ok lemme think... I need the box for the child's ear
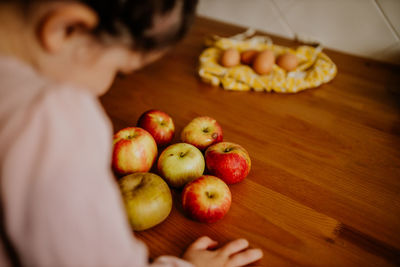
[38,3,98,53]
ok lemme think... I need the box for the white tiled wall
[197,0,400,64]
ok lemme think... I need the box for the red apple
[137,109,175,147]
[181,116,223,150]
[112,127,158,175]
[205,142,251,184]
[157,143,205,187]
[182,175,231,223]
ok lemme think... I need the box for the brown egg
[240,50,258,65]
[220,48,240,67]
[277,53,299,71]
[252,50,275,75]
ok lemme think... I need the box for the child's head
[0,0,197,94]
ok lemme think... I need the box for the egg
[220,48,240,67]
[277,52,298,71]
[252,50,275,75]
[240,50,258,65]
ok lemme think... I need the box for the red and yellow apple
[182,175,231,223]
[157,143,205,187]
[205,142,251,184]
[119,172,172,231]
[181,116,223,150]
[137,109,175,147]
[112,127,157,175]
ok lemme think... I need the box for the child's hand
[182,236,263,267]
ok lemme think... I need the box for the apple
[137,109,175,147]
[112,127,158,175]
[182,175,231,223]
[157,143,205,187]
[119,172,172,231]
[181,116,223,150]
[205,142,251,184]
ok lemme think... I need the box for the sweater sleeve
[1,85,192,267]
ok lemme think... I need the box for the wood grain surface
[100,17,400,266]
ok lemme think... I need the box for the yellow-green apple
[182,175,231,223]
[112,127,157,175]
[205,142,251,184]
[119,172,172,231]
[137,109,175,147]
[180,116,223,150]
[157,143,205,187]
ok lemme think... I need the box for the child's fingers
[227,248,263,267]
[188,236,218,250]
[220,239,249,256]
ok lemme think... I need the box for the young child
[0,0,263,266]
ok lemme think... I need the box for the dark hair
[82,0,198,50]
[9,0,198,51]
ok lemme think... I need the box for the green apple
[157,143,205,187]
[119,172,172,231]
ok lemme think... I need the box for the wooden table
[100,17,400,266]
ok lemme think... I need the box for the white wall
[197,0,400,64]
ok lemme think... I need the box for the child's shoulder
[0,55,107,120]
[0,55,112,158]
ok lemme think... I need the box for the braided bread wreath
[198,29,337,93]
